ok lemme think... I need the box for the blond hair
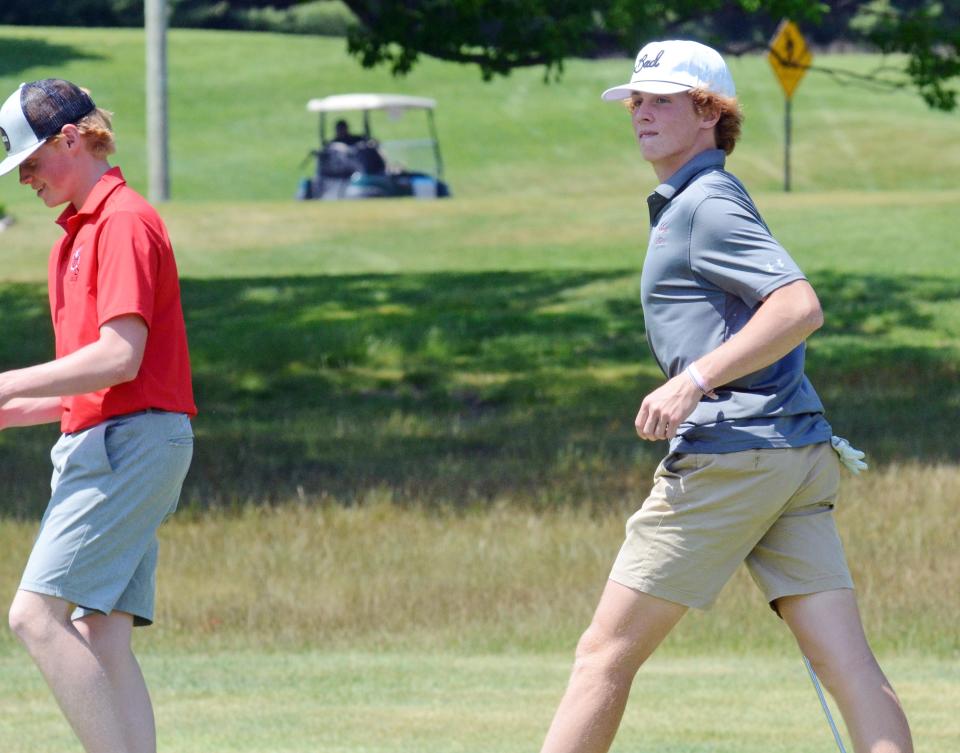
[48,104,116,158]
[74,106,116,158]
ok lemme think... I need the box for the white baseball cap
[601,40,736,101]
[0,79,96,176]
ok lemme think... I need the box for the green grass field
[0,24,958,753]
[1,26,958,206]
[1,650,957,753]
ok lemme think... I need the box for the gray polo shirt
[642,149,831,454]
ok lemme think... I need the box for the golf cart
[297,93,451,200]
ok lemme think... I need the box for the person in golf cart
[331,118,364,146]
[300,94,449,200]
[537,40,913,753]
[318,137,386,180]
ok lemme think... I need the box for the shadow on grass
[0,270,957,515]
[0,38,105,78]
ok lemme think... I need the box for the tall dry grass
[3,462,953,655]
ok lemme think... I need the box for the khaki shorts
[610,442,853,610]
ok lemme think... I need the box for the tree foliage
[852,0,960,109]
[0,0,312,29]
[0,1,954,109]
[341,0,960,110]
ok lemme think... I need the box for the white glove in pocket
[831,435,868,475]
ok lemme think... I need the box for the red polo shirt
[49,167,196,433]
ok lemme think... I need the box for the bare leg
[8,590,130,753]
[76,611,157,753]
[777,589,913,753]
[539,580,687,753]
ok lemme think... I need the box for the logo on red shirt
[69,246,83,279]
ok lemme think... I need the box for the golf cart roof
[307,94,437,114]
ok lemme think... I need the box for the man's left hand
[635,372,705,441]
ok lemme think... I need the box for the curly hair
[49,106,116,158]
[74,107,116,158]
[689,88,742,155]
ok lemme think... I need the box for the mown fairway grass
[1,651,958,753]
[0,24,957,752]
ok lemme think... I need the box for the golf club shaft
[803,655,849,753]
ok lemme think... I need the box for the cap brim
[601,81,693,101]
[0,139,43,177]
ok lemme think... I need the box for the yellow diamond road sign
[768,20,812,99]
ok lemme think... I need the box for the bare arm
[0,397,64,429]
[635,280,823,441]
[0,315,148,421]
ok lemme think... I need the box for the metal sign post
[784,97,792,191]
[768,20,812,192]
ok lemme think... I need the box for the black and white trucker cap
[0,79,96,176]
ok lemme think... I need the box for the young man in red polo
[0,79,195,753]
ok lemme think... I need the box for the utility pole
[145,0,169,201]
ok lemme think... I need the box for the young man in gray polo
[538,41,912,753]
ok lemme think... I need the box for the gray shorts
[19,410,193,626]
